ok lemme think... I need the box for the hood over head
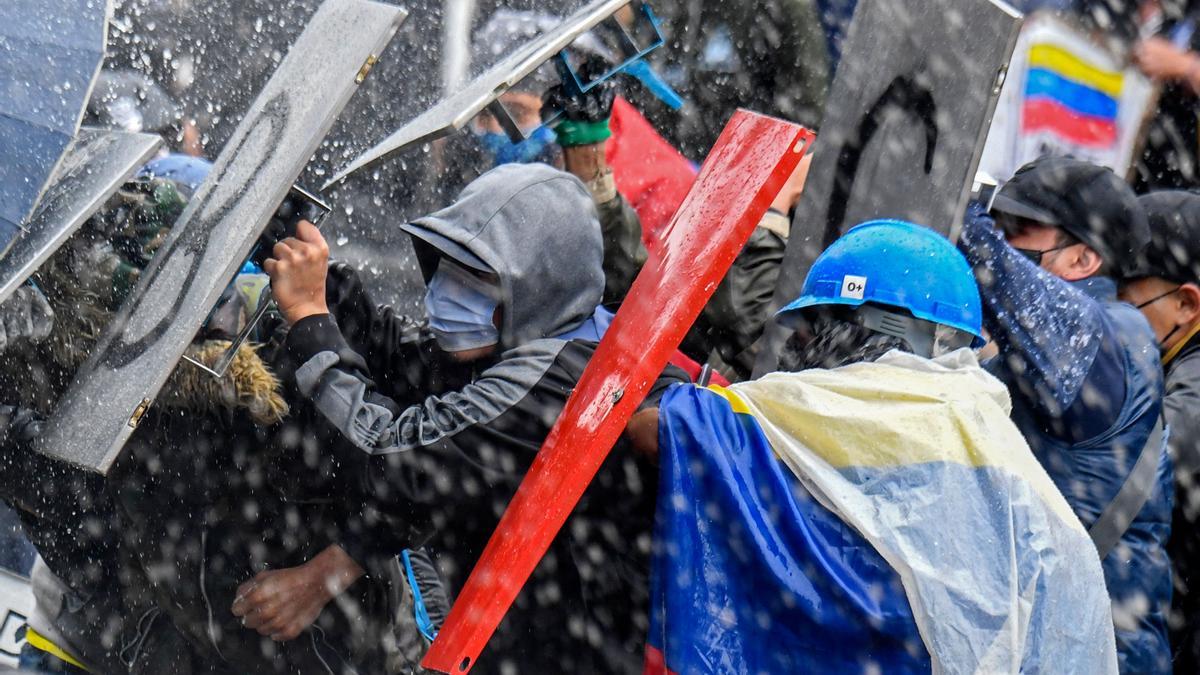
[403,163,604,350]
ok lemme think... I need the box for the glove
[0,285,54,353]
[541,56,617,147]
[0,405,42,446]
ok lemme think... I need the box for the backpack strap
[1089,416,1166,559]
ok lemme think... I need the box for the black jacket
[287,274,687,674]
[1164,332,1200,671]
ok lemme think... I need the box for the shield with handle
[421,109,814,674]
[33,0,408,474]
[323,0,668,188]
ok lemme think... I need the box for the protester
[0,229,178,672]
[1118,189,1200,671]
[628,219,1117,673]
[102,161,436,672]
[255,163,689,672]
[0,408,125,674]
[454,9,652,306]
[539,56,649,305]
[0,157,428,673]
[679,153,813,379]
[1134,1,1200,191]
[959,157,1173,673]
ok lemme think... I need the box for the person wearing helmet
[626,220,1116,673]
[0,161,220,673]
[959,156,1172,673]
[256,163,689,672]
[1118,190,1200,672]
[136,154,215,199]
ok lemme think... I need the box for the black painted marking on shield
[102,94,289,367]
[824,71,939,250]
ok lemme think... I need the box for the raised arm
[959,205,1126,441]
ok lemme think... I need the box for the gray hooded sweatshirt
[286,164,686,674]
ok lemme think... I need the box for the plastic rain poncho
[647,349,1117,675]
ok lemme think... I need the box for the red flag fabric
[607,97,697,253]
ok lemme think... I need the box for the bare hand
[231,545,365,642]
[1135,37,1198,82]
[625,407,660,457]
[263,219,329,324]
[771,153,814,214]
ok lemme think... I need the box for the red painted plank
[422,110,815,674]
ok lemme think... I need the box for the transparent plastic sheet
[730,349,1118,674]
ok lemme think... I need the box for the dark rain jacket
[680,213,788,380]
[960,210,1173,674]
[595,191,648,306]
[286,165,689,674]
[1,176,415,674]
[1163,332,1200,671]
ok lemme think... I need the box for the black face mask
[1161,325,1183,350]
[1135,286,1183,349]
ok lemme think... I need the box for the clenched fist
[263,219,330,324]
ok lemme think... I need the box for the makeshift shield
[0,0,109,256]
[421,110,814,674]
[324,0,661,188]
[753,0,1021,376]
[0,128,162,306]
[34,0,407,474]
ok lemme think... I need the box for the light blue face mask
[425,259,502,352]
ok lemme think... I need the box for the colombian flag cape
[646,350,1117,674]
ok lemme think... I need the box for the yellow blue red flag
[646,350,1117,674]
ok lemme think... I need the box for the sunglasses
[1014,243,1073,265]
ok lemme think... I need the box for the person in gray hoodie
[239,163,688,673]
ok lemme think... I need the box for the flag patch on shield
[841,275,867,300]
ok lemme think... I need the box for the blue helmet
[777,219,984,350]
[136,154,213,197]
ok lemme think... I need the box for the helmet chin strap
[849,304,973,358]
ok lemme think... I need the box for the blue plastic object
[556,2,666,94]
[510,2,684,144]
[776,219,984,346]
[623,60,684,110]
[401,549,438,643]
[549,1,684,113]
